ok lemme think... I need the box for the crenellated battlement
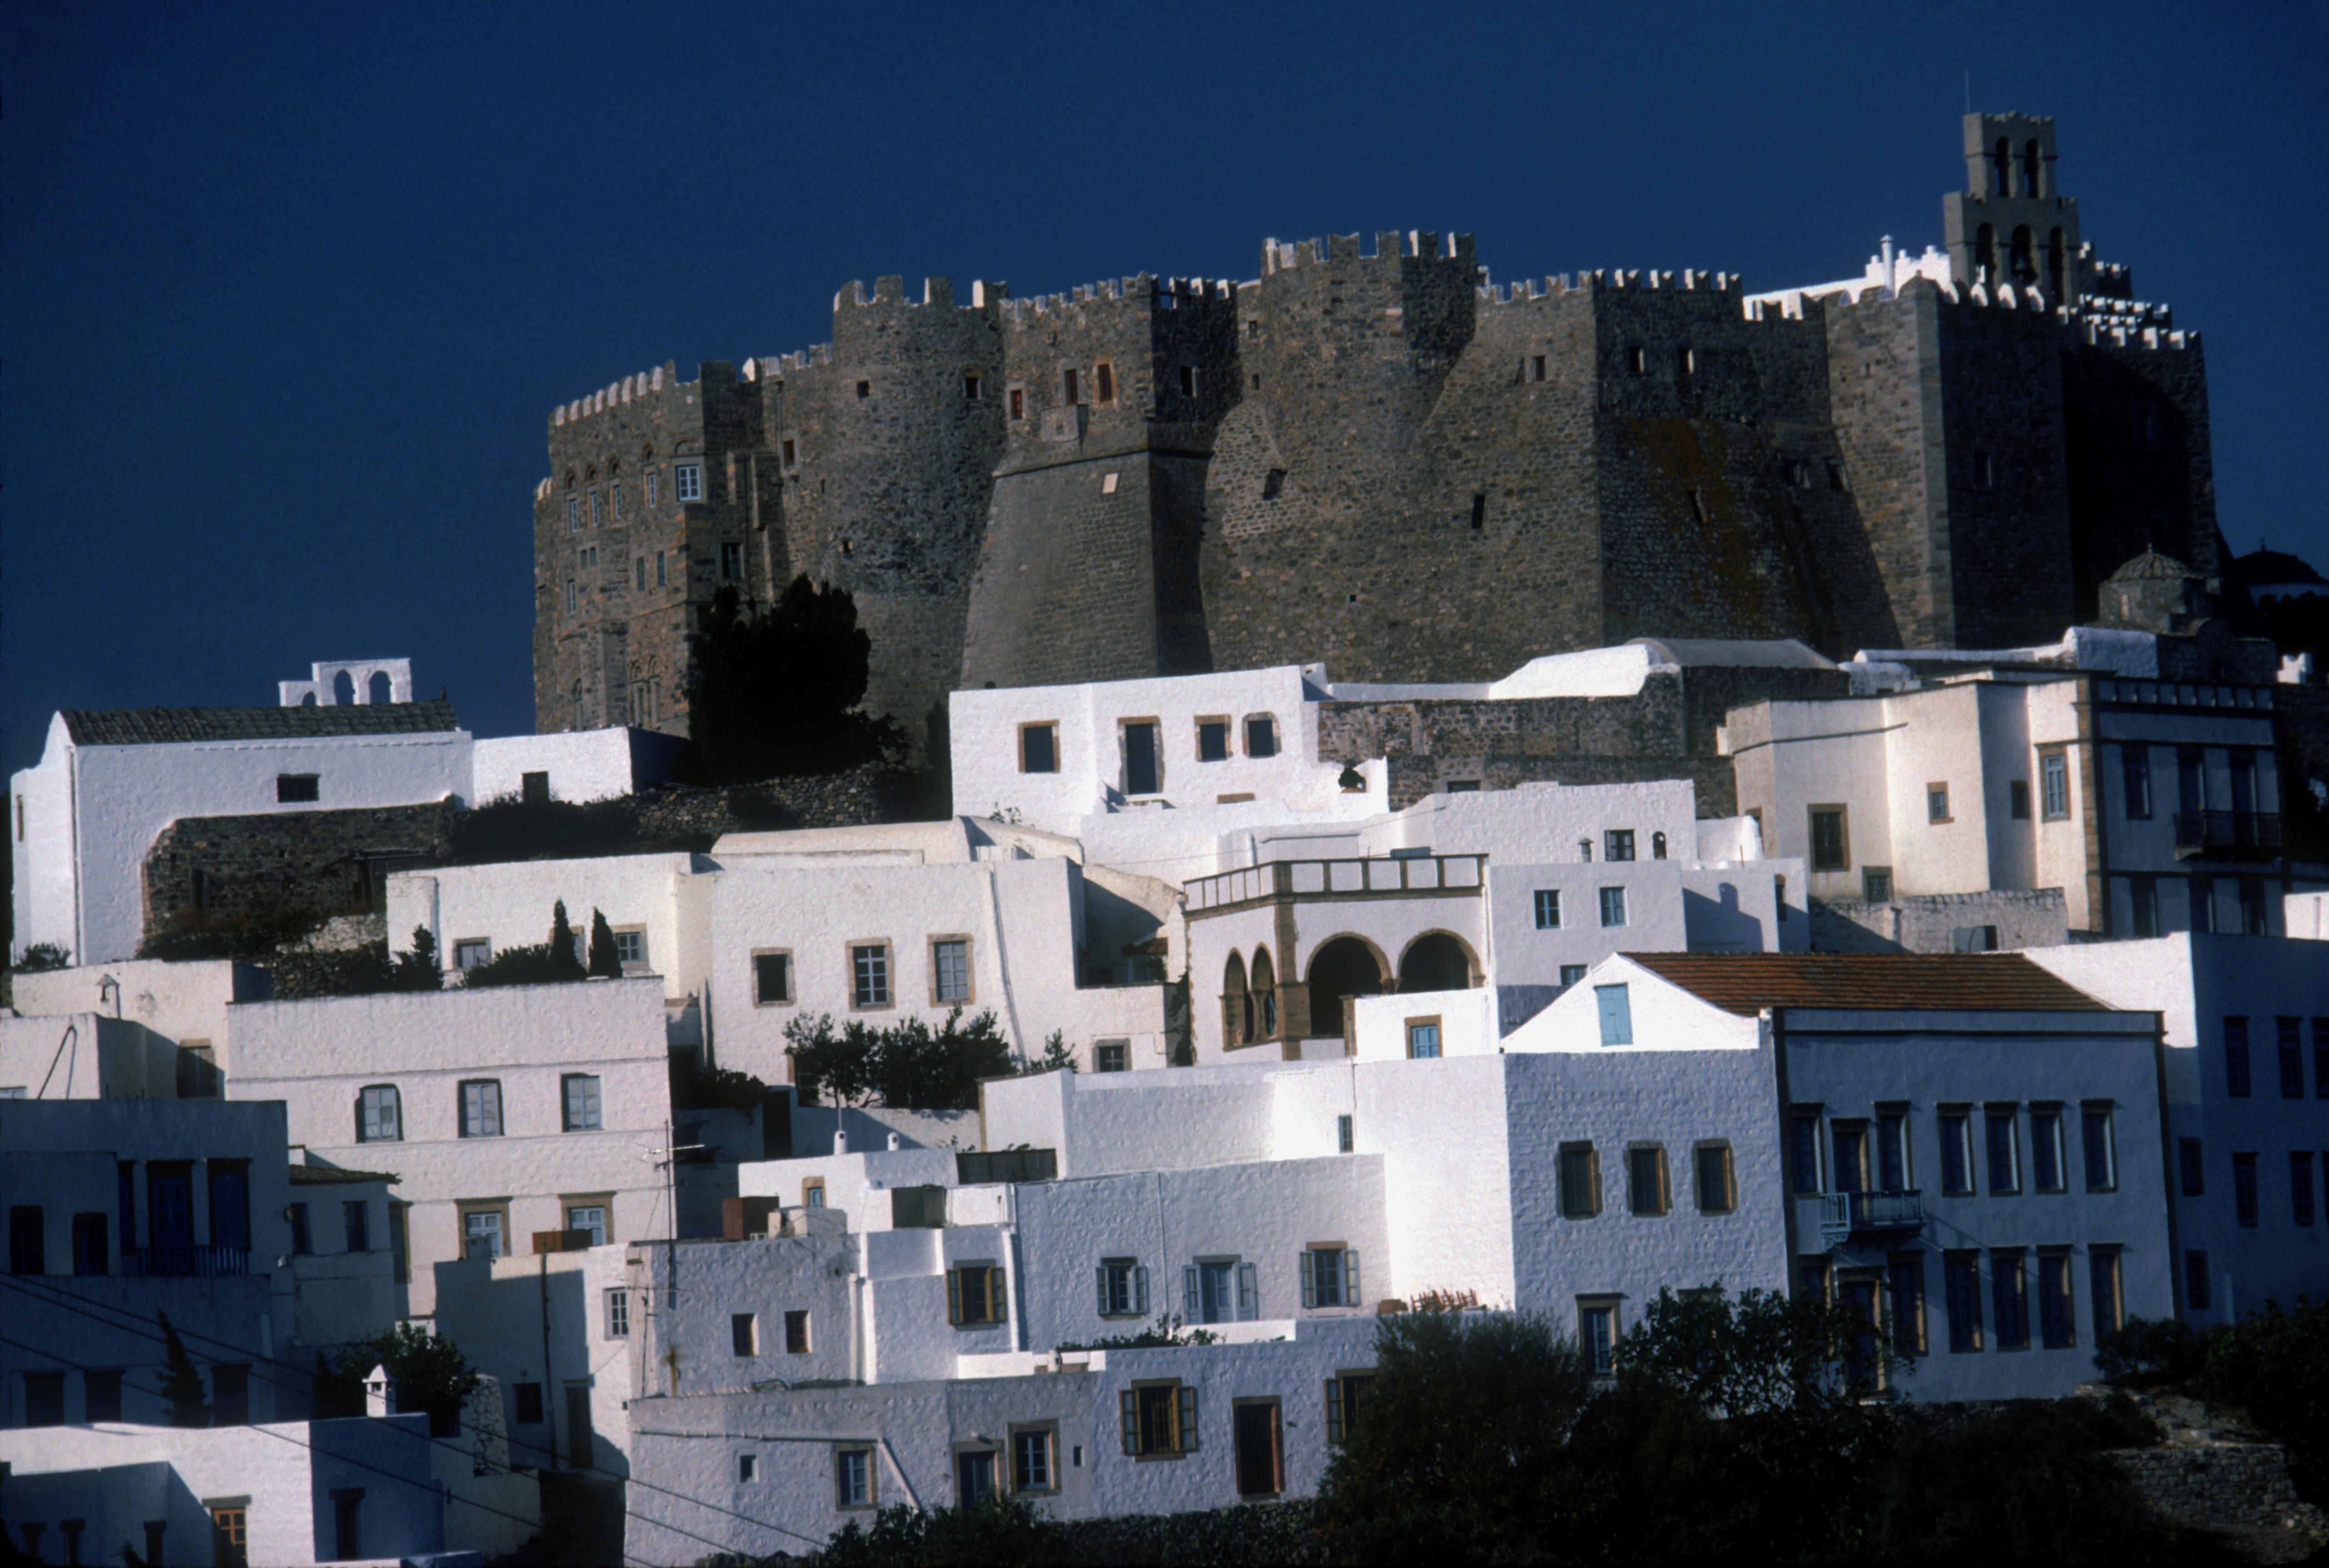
[996,274,1232,326]
[831,275,1007,314]
[1476,268,1741,306]
[1260,230,1476,275]
[550,363,677,427]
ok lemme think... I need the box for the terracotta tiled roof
[61,698,461,747]
[1622,952,2107,1015]
[289,1164,400,1186]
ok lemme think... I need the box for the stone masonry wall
[144,802,459,940]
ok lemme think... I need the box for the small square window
[1020,723,1058,774]
[1604,830,1635,862]
[613,930,645,966]
[855,380,871,399]
[963,374,981,401]
[733,1313,758,1355]
[1196,720,1229,762]
[785,1310,811,1354]
[1533,890,1561,929]
[1558,963,1587,987]
[1244,715,1278,757]
[1406,1018,1441,1059]
[1927,784,1950,823]
[1095,1040,1130,1073]
[1598,886,1627,928]
[1862,866,1893,902]
[676,463,702,503]
[277,774,320,804]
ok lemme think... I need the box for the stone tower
[1944,112,2083,304]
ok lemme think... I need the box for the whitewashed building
[1723,657,2317,941]
[2022,932,2329,1326]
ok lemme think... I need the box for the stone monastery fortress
[5,111,2326,1565]
[539,112,2211,758]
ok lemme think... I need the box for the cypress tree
[587,908,622,979]
[547,900,584,982]
[158,1310,210,1428]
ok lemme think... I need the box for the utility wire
[0,1273,827,1555]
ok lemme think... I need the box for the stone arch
[2009,225,2037,287]
[1250,946,1277,1039]
[1975,223,1998,281]
[332,669,357,706]
[2046,228,2066,301]
[1991,137,2012,195]
[1651,831,1668,861]
[2022,138,2043,197]
[367,670,392,705]
[1306,935,1388,1041]
[1221,951,1249,1048]
[299,692,317,706]
[1396,930,1480,993]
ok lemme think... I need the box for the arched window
[1222,952,1249,1047]
[367,670,392,705]
[1578,838,1594,863]
[2022,139,2043,197]
[2046,228,2066,300]
[1992,137,2013,195]
[1397,933,1476,994]
[1307,937,1386,1043]
[2009,226,2037,287]
[332,669,356,706]
[1975,224,1999,282]
[1652,831,1668,860]
[1250,947,1277,1039]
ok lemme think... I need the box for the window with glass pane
[1875,1112,1907,1189]
[2082,1106,2116,1190]
[1598,886,1627,927]
[1095,1040,1130,1073]
[2224,1017,2252,1096]
[753,951,790,1004]
[2038,1253,2074,1348]
[1986,1109,2020,1193]
[2121,744,2151,817]
[2040,751,2070,819]
[1014,1429,1053,1491]
[1627,1147,1668,1215]
[1533,889,1560,929]
[2030,1108,2065,1192]
[852,945,890,1007]
[1992,1250,2030,1349]
[1695,1144,1735,1213]
[1245,715,1278,757]
[676,463,702,502]
[563,1074,603,1131]
[2089,1248,2124,1338]
[461,1080,503,1137]
[1790,1112,1823,1195]
[1945,1252,1982,1351]
[836,1448,873,1508]
[933,940,971,1004]
[359,1085,401,1142]
[1406,1021,1440,1059]
[566,1205,607,1247]
[1580,1302,1616,1374]
[1559,1144,1598,1218]
[1809,806,1848,871]
[1603,830,1635,862]
[464,1210,504,1261]
[1098,1257,1146,1317]
[1831,1123,1868,1194]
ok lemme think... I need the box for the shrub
[2204,1295,2329,1500]
[12,941,70,972]
[2093,1315,2205,1387]
[784,1006,1012,1110]
[820,1493,1065,1567]
[335,1322,481,1437]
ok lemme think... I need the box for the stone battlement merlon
[1261,229,1477,275]
[550,363,678,427]
[830,276,1008,314]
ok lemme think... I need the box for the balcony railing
[1186,854,1486,914]
[2174,810,2282,860]
[120,1244,250,1278]
[1818,1190,1924,1249]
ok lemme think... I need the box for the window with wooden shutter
[1237,1262,1258,1320]
[947,1269,963,1325]
[1119,1389,1139,1455]
[1177,1384,1199,1449]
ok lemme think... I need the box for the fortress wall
[2063,328,2217,616]
[772,277,1009,755]
[538,363,761,738]
[1826,285,1951,648]
[1933,296,2078,648]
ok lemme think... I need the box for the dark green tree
[688,578,904,783]
[547,900,584,981]
[2204,1295,2329,1499]
[158,1310,210,1428]
[783,1008,1012,1110]
[13,941,71,973]
[391,926,442,991]
[335,1321,481,1437]
[587,907,622,978]
[820,1493,1066,1568]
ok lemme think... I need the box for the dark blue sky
[5,1,2325,772]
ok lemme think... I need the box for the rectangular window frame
[459,1079,504,1139]
[2040,748,2072,821]
[752,948,793,1006]
[947,1262,1008,1328]
[1405,1015,1441,1060]
[2030,1104,2066,1194]
[561,1073,603,1133]
[2090,1246,2125,1339]
[1944,1250,1983,1352]
[605,1287,630,1339]
[929,936,974,1006]
[1598,885,1628,928]
[835,1446,878,1510]
[849,941,893,1011]
[2081,1103,2117,1192]
[457,1202,509,1263]
[1985,1105,2021,1195]
[1626,1144,1671,1217]
[1533,889,1561,929]
[1243,713,1279,758]
[1557,1141,1602,1220]
[1694,1141,1736,1214]
[1808,805,1850,871]
[1927,782,1952,823]
[1018,721,1059,775]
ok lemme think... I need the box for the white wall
[473,727,680,805]
[389,855,704,998]
[9,959,261,1065]
[225,981,675,1318]
[0,1415,446,1568]
[0,1013,177,1100]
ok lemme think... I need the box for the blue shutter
[1345,1251,1361,1306]
[1134,1265,1149,1316]
[1184,1265,1200,1318]
[1300,1249,1316,1309]
[1594,984,1633,1045]
[1237,1262,1258,1320]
